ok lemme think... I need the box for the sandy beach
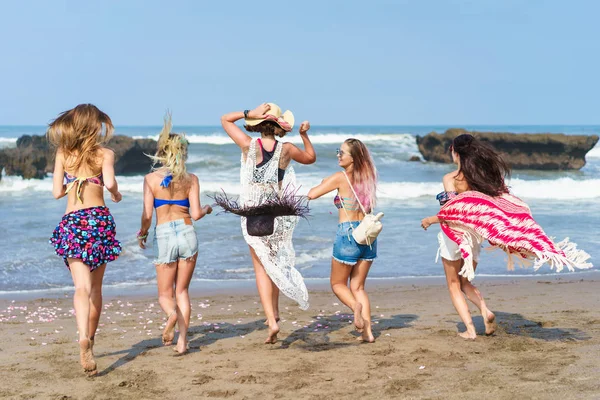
[0,274,599,400]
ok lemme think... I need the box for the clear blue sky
[1,0,598,125]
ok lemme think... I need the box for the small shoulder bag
[340,171,384,247]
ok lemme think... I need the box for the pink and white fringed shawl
[437,191,592,281]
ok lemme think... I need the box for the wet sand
[0,275,599,399]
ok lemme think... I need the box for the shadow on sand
[280,313,419,351]
[95,313,421,374]
[457,311,590,341]
[96,319,267,375]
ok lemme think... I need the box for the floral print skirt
[50,206,121,271]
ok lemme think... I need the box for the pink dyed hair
[345,138,377,212]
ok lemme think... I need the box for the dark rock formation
[416,129,599,170]
[0,135,157,181]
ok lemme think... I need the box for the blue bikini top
[154,198,190,208]
[154,174,190,208]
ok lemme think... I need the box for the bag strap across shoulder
[342,171,369,215]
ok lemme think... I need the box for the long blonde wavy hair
[47,104,114,172]
[148,113,189,182]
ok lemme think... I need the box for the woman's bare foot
[264,322,279,344]
[483,310,496,335]
[89,337,95,356]
[162,310,177,346]
[353,303,365,331]
[79,338,97,376]
[458,330,477,340]
[358,321,375,343]
[174,340,189,355]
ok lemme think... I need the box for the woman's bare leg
[442,257,476,339]
[68,258,97,375]
[271,283,280,322]
[459,261,496,334]
[249,246,279,344]
[156,262,178,345]
[330,259,364,331]
[88,264,106,353]
[173,255,197,354]
[349,260,374,342]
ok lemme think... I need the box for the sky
[0,0,599,126]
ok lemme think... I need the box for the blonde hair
[47,104,114,172]
[148,113,188,182]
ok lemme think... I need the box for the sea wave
[131,133,417,146]
[0,137,17,149]
[376,178,600,200]
[2,270,597,295]
[2,174,598,200]
[587,142,600,159]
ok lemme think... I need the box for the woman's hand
[111,191,122,203]
[421,216,434,230]
[137,229,148,249]
[204,205,213,215]
[247,103,271,119]
[299,121,310,135]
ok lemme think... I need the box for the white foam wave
[509,177,600,199]
[199,178,600,200]
[587,142,600,159]
[1,174,598,200]
[0,137,17,149]
[0,175,54,192]
[134,133,416,146]
[223,268,254,274]
[375,178,600,200]
[295,248,332,265]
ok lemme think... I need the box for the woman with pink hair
[308,138,378,342]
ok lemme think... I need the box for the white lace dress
[239,138,309,310]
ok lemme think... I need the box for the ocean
[0,125,598,294]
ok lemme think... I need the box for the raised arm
[188,174,212,221]
[285,121,316,165]
[422,171,459,230]
[221,104,271,149]
[138,175,154,249]
[307,171,342,200]
[102,148,122,203]
[52,150,67,199]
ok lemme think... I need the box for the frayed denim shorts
[153,219,198,265]
[332,221,377,266]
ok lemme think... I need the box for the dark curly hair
[244,121,287,138]
[451,134,511,196]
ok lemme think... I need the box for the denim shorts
[153,219,198,265]
[332,221,377,265]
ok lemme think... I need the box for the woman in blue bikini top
[136,113,212,355]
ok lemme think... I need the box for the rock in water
[416,128,599,170]
[0,135,157,180]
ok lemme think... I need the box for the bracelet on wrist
[243,110,250,119]
[136,230,148,240]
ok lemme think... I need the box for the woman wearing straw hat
[219,103,316,344]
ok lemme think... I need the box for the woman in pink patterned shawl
[421,134,591,340]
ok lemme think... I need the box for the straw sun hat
[244,103,295,132]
